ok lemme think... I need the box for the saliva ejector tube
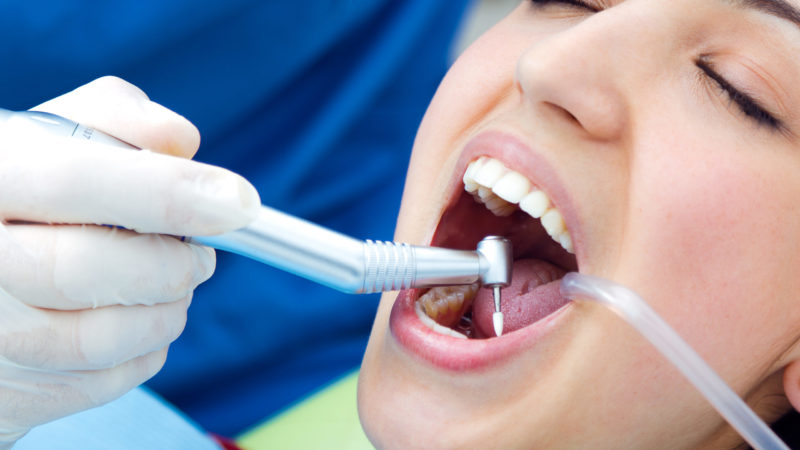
[560,273,789,450]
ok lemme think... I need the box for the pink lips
[387,130,581,371]
[389,288,572,371]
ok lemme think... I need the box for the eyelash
[530,0,782,131]
[530,0,600,12]
[695,58,781,130]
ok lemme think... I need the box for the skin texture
[358,1,800,448]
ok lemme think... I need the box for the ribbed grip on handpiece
[361,240,416,293]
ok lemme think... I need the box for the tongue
[472,259,568,337]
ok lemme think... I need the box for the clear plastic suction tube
[560,273,788,450]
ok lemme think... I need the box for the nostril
[543,101,580,127]
[541,97,627,141]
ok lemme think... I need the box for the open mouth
[389,132,581,369]
[416,155,579,339]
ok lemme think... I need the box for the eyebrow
[730,0,800,27]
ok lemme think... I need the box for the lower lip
[389,286,573,371]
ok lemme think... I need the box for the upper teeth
[463,156,574,254]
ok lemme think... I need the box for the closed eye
[530,0,601,13]
[695,56,781,130]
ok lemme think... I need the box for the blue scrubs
[0,0,470,436]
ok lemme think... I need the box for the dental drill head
[477,236,513,336]
[477,236,513,286]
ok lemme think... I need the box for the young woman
[358,0,800,447]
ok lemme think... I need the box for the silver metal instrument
[0,107,513,333]
[192,208,512,295]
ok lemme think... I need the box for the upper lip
[388,129,582,371]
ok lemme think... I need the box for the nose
[516,12,637,141]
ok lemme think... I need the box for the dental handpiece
[197,213,511,338]
[0,108,513,334]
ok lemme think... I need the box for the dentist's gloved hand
[0,76,260,448]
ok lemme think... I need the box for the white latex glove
[0,76,260,447]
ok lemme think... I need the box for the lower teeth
[418,284,478,325]
[415,284,479,339]
[414,301,468,339]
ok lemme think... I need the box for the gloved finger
[31,76,200,159]
[0,224,214,310]
[0,294,189,371]
[0,347,169,433]
[77,347,170,406]
[0,133,260,235]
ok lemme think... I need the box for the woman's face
[358,0,800,448]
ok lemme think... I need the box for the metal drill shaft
[1,108,518,308]
[194,208,513,295]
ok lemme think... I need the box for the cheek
[646,156,770,265]
[396,28,523,240]
[623,141,800,377]
[398,11,556,241]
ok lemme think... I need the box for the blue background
[0,0,469,436]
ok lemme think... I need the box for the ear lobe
[783,360,800,411]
